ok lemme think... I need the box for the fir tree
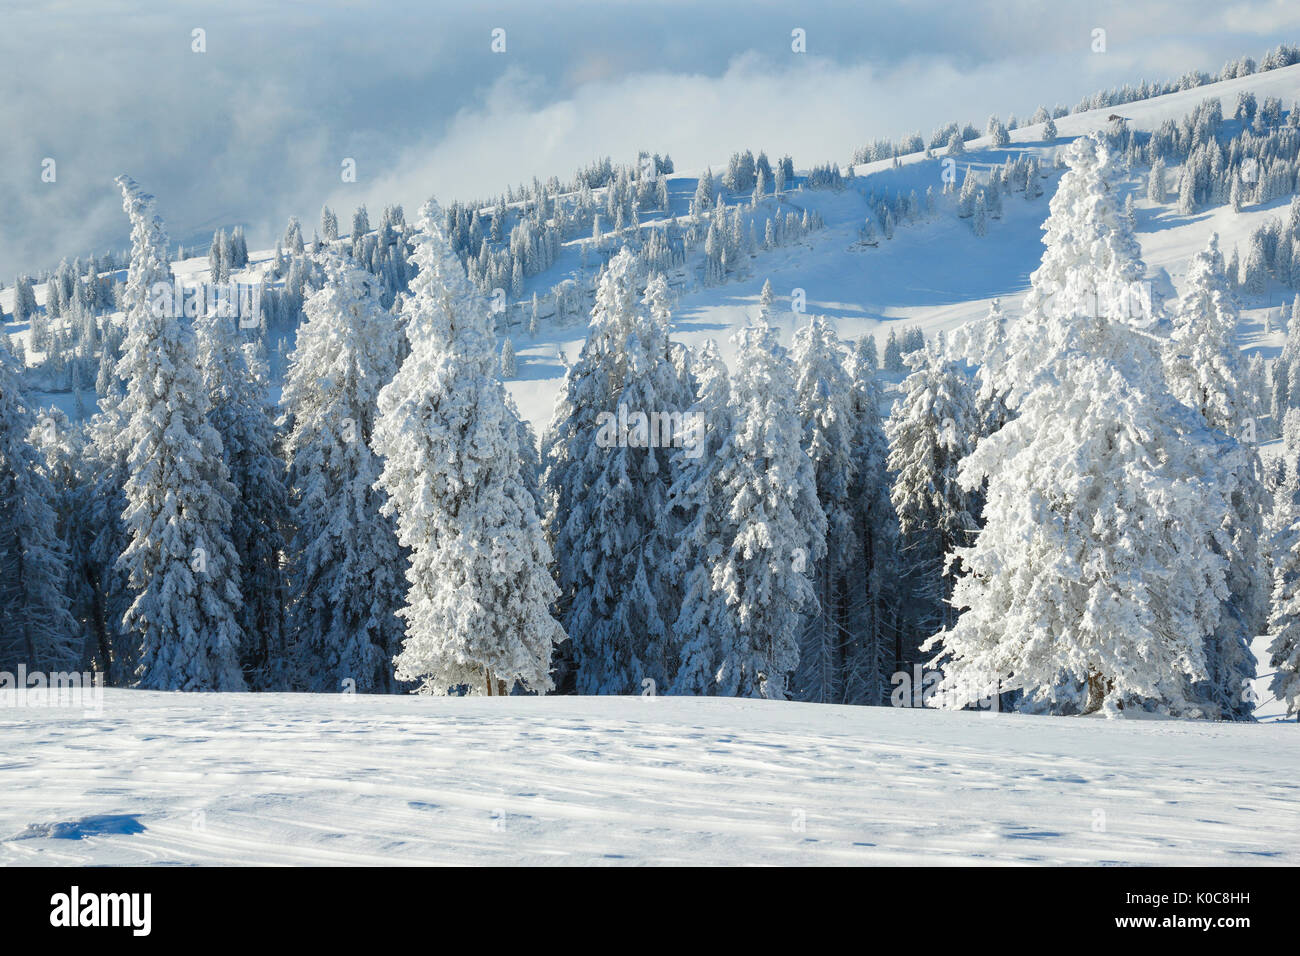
[928,136,1237,717]
[282,257,406,693]
[114,176,245,691]
[542,250,694,694]
[790,316,852,702]
[0,337,78,672]
[707,319,825,698]
[197,311,289,690]
[373,200,565,695]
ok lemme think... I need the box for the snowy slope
[1,692,1296,866]
[8,64,1300,434]
[500,64,1300,431]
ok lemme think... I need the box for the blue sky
[3,0,1300,276]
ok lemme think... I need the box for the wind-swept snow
[1,692,1296,866]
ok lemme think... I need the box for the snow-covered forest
[7,49,1300,721]
[4,6,1300,869]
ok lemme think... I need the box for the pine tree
[693,168,714,212]
[0,336,78,672]
[500,336,516,377]
[930,136,1235,716]
[197,311,289,690]
[707,319,825,698]
[282,257,406,693]
[542,251,694,694]
[114,177,245,691]
[1241,235,1268,296]
[759,278,775,320]
[1165,235,1264,718]
[83,326,134,682]
[230,227,249,268]
[669,340,734,695]
[790,316,853,702]
[373,200,565,696]
[887,346,982,664]
[837,337,901,704]
[883,329,905,372]
[28,409,98,669]
[1148,158,1167,203]
[12,275,36,325]
[1178,164,1197,215]
[973,191,988,236]
[957,168,978,217]
[1267,409,1300,717]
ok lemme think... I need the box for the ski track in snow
[1,692,1296,866]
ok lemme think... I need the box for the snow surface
[1,691,1296,865]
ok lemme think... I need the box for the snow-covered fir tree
[668,340,735,696]
[789,315,851,703]
[701,319,826,698]
[27,408,97,670]
[83,338,135,683]
[0,335,78,672]
[1267,409,1300,717]
[886,345,982,657]
[927,136,1238,717]
[1165,234,1265,719]
[883,328,905,372]
[197,308,290,690]
[841,335,902,704]
[372,200,566,696]
[114,176,245,691]
[541,250,694,694]
[281,256,406,693]
[500,336,516,378]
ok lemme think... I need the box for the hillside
[10,64,1300,432]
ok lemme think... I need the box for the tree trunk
[1085,670,1110,714]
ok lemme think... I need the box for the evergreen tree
[500,336,516,378]
[12,275,37,325]
[927,137,1236,717]
[1166,234,1264,719]
[706,319,825,698]
[790,316,853,702]
[373,200,565,695]
[114,177,245,690]
[1149,159,1167,203]
[282,257,406,693]
[542,251,693,694]
[883,328,905,373]
[887,346,982,655]
[28,408,98,669]
[1267,410,1300,717]
[669,341,734,695]
[0,337,78,672]
[973,192,988,236]
[197,311,289,690]
[841,336,902,704]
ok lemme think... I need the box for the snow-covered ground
[1,692,1296,866]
